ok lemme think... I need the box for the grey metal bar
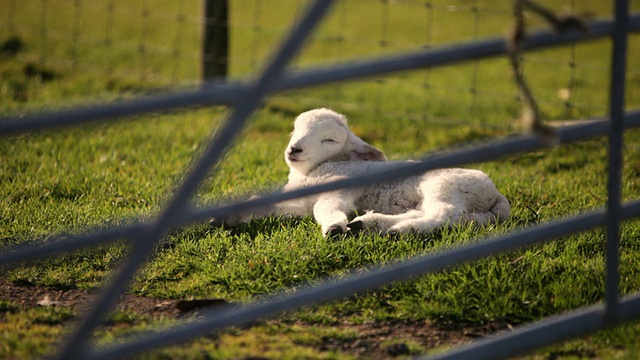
[2,14,640,136]
[276,14,640,92]
[421,293,640,360]
[0,223,142,265]
[605,0,629,323]
[88,201,640,360]
[188,109,640,225]
[54,1,336,358]
[0,83,246,135]
[2,110,639,267]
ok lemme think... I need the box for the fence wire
[4,1,633,127]
[1,0,640,359]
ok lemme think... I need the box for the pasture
[1,0,640,358]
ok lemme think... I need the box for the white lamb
[218,108,510,237]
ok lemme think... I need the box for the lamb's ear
[348,133,387,161]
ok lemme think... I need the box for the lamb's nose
[289,146,303,155]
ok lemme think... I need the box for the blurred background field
[2,0,639,119]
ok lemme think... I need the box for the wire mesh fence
[1,0,201,83]
[1,0,640,359]
[4,1,638,128]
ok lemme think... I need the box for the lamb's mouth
[287,156,306,162]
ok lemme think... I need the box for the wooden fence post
[202,0,228,81]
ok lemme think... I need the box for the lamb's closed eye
[321,139,337,143]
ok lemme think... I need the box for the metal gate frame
[1,1,640,359]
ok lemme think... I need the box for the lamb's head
[285,108,386,175]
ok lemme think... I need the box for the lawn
[1,0,640,359]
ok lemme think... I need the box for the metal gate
[1,1,640,359]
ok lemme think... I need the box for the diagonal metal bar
[89,200,640,360]
[421,292,640,360]
[2,110,639,267]
[2,14,640,136]
[604,0,629,323]
[0,223,143,265]
[0,83,245,135]
[54,1,336,358]
[273,12,640,95]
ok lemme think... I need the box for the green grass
[2,0,640,359]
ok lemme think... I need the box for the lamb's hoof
[347,220,364,231]
[386,229,400,238]
[325,225,345,239]
[209,218,223,227]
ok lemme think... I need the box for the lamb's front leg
[313,191,357,237]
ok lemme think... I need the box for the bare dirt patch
[305,319,509,359]
[0,281,509,359]
[0,281,180,318]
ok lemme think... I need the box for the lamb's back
[309,161,423,214]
